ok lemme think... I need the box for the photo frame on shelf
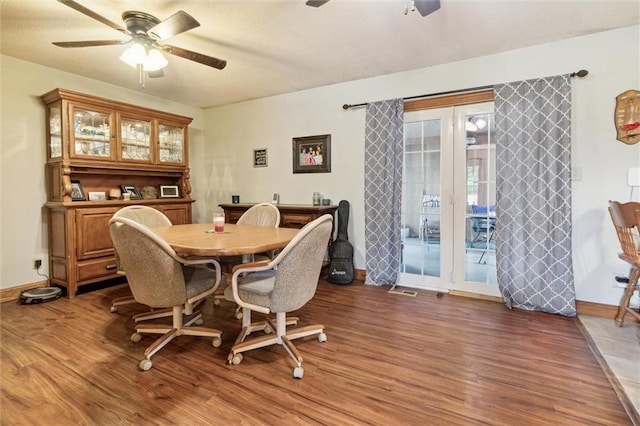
[292,134,331,174]
[159,185,180,198]
[120,184,141,199]
[71,180,85,201]
[88,191,106,201]
[253,148,268,167]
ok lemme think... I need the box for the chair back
[237,203,280,228]
[113,205,172,228]
[267,214,333,313]
[112,206,172,272]
[608,201,640,264]
[109,217,188,308]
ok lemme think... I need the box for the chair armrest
[231,259,270,274]
[180,257,225,299]
[229,260,275,315]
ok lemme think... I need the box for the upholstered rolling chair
[224,214,332,379]
[109,216,224,370]
[608,201,640,327]
[223,202,281,266]
[110,206,173,317]
[215,202,281,317]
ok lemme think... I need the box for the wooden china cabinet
[42,88,194,298]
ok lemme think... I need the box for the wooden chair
[109,216,224,370]
[224,214,332,378]
[608,200,640,326]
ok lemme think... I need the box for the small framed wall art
[614,89,640,145]
[292,134,331,174]
[253,148,268,167]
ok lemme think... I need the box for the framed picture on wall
[292,134,331,174]
[253,148,268,167]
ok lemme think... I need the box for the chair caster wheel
[235,310,243,320]
[212,337,222,348]
[231,353,243,365]
[195,318,204,326]
[318,332,327,343]
[110,306,118,313]
[139,359,152,371]
[131,332,142,343]
[293,366,304,379]
[213,298,221,306]
[264,325,273,334]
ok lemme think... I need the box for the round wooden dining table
[153,223,300,257]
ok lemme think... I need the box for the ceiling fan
[305,0,441,17]
[52,0,226,81]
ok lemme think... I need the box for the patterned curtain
[364,99,404,285]
[494,75,576,316]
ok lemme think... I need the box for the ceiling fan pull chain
[138,64,146,89]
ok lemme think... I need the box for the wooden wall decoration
[614,90,640,144]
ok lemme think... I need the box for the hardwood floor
[1,280,632,425]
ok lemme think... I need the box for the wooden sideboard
[219,203,338,238]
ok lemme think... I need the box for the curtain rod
[341,69,589,110]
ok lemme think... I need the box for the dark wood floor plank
[1,280,631,425]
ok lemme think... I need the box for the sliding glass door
[399,102,499,297]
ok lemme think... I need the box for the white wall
[202,25,640,306]
[2,26,638,306]
[0,55,205,290]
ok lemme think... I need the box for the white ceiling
[1,1,639,109]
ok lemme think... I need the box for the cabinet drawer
[77,257,119,282]
[281,213,313,229]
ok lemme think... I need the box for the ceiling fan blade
[148,10,200,41]
[305,0,330,7]
[164,45,227,70]
[147,69,165,78]
[57,0,127,34]
[414,0,441,17]
[53,40,127,48]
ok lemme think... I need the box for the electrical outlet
[614,274,629,288]
[33,259,42,270]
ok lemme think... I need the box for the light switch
[571,166,582,181]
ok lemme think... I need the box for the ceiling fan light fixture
[120,43,168,72]
[119,42,146,68]
[144,48,168,71]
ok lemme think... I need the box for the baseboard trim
[0,280,50,303]
[449,290,503,303]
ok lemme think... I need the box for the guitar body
[328,200,354,284]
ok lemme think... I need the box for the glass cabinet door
[158,123,185,164]
[48,102,62,159]
[120,116,152,162]
[71,105,113,159]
